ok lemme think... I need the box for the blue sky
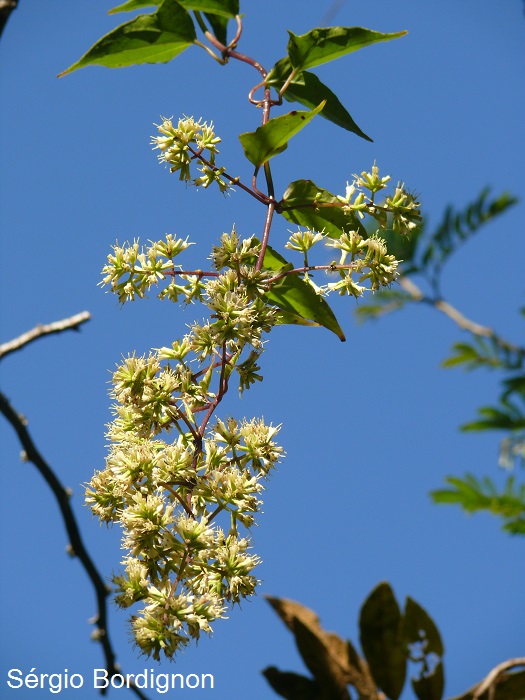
[0,1,524,698]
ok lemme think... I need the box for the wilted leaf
[265,597,362,700]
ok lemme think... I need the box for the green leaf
[274,310,321,328]
[287,26,407,72]
[266,57,371,140]
[419,189,518,283]
[377,225,421,266]
[461,405,525,432]
[239,102,326,168]
[359,582,407,700]
[431,474,525,536]
[441,342,495,370]
[177,0,239,19]
[59,0,196,76]
[442,338,525,373]
[204,12,228,44]
[258,244,345,341]
[279,179,367,238]
[109,0,160,14]
[354,288,413,323]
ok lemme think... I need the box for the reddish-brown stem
[166,269,220,278]
[163,483,195,518]
[267,262,357,285]
[256,200,276,271]
[199,344,229,435]
[187,144,270,204]
[167,401,200,441]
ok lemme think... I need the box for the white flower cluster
[90,233,284,659]
[152,116,231,193]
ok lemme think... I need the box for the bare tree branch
[0,314,152,698]
[0,311,91,361]
[398,276,524,356]
[0,0,18,41]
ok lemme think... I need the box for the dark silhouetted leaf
[402,598,444,700]
[262,667,321,700]
[412,662,445,700]
[359,582,407,700]
[402,597,444,657]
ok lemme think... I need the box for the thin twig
[0,317,151,699]
[0,390,149,699]
[267,262,356,285]
[187,143,270,204]
[398,276,525,355]
[0,0,18,40]
[0,311,91,361]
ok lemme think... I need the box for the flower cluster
[90,232,284,659]
[337,163,421,235]
[100,234,195,304]
[93,124,419,661]
[151,116,231,193]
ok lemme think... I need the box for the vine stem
[187,143,270,204]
